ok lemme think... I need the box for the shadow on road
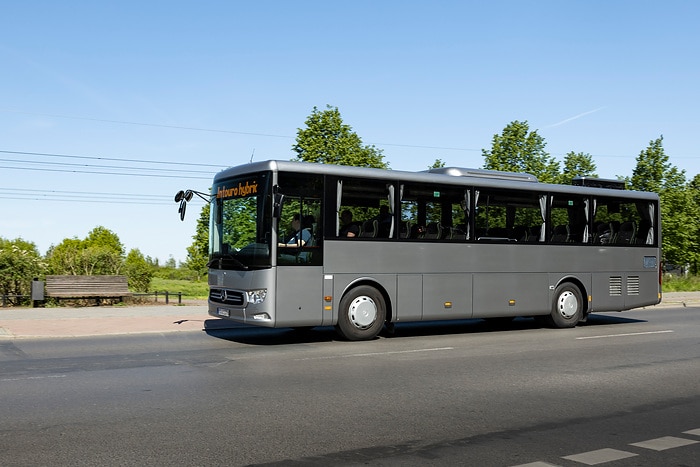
[203,312,647,345]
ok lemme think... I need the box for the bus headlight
[246,289,267,304]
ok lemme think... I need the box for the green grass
[662,274,700,292]
[149,277,209,299]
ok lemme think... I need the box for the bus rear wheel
[546,283,583,328]
[336,285,386,341]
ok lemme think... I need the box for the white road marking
[562,448,637,465]
[510,462,562,467]
[629,436,699,451]
[1,374,67,382]
[576,330,674,340]
[684,428,700,437]
[296,347,454,361]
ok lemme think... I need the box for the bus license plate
[217,308,230,317]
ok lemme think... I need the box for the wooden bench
[45,275,132,305]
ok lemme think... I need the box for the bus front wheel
[546,283,583,328]
[336,285,386,341]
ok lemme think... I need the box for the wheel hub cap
[558,291,578,319]
[348,296,377,329]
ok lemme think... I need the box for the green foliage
[482,120,560,183]
[558,151,598,185]
[629,136,669,193]
[292,105,388,169]
[628,136,699,268]
[85,226,124,255]
[0,238,46,305]
[662,274,700,292]
[185,203,210,279]
[153,265,202,281]
[46,226,124,275]
[429,159,446,169]
[123,248,154,292]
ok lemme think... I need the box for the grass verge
[149,278,209,299]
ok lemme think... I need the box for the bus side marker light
[444,302,452,308]
[324,296,332,302]
[509,300,516,306]
[588,295,592,302]
[324,306,332,311]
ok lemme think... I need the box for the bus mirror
[175,188,210,221]
[178,199,187,221]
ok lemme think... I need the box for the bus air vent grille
[609,276,623,296]
[210,288,244,306]
[627,276,640,296]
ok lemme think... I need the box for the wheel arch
[339,277,393,325]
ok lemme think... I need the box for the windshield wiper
[207,255,249,270]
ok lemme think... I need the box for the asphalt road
[1,306,698,466]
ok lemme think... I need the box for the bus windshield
[209,172,272,270]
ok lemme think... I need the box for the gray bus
[202,160,661,340]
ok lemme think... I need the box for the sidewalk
[1,292,698,340]
[0,303,229,339]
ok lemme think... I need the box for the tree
[429,159,446,169]
[482,120,560,183]
[124,248,154,292]
[0,238,46,305]
[84,226,124,256]
[689,174,700,273]
[628,136,699,269]
[46,226,124,275]
[292,105,388,169]
[185,204,210,279]
[558,151,598,185]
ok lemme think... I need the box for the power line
[0,165,212,179]
[0,187,175,199]
[0,149,224,168]
[0,195,175,205]
[0,156,214,175]
[0,188,204,205]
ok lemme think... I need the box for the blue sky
[1,1,698,263]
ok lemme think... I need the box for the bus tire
[336,285,386,341]
[547,282,583,328]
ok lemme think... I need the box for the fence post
[178,292,182,304]
[155,291,159,303]
[165,291,169,304]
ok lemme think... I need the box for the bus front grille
[210,288,245,306]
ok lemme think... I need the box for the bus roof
[213,160,658,200]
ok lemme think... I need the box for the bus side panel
[396,275,423,322]
[472,273,549,318]
[591,271,659,312]
[275,266,324,327]
[626,271,661,309]
[422,274,473,320]
[590,273,625,312]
